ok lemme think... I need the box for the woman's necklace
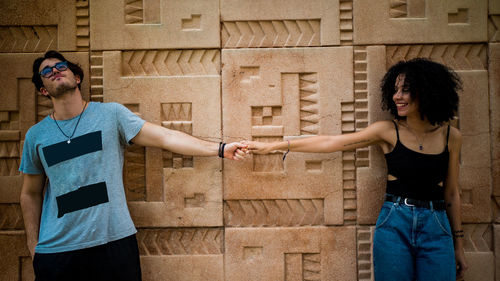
[404,122,437,151]
[52,101,88,144]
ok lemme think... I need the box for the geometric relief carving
[76,0,90,51]
[221,20,321,48]
[123,144,146,201]
[161,103,193,168]
[225,227,357,281]
[251,105,284,173]
[463,224,493,252]
[224,199,324,227]
[0,111,19,130]
[163,151,193,169]
[121,50,220,76]
[339,0,353,46]
[493,196,500,223]
[448,8,469,24]
[357,226,374,281]
[285,253,321,281]
[0,26,57,53]
[90,51,104,102]
[353,0,487,44]
[0,141,20,176]
[223,47,351,225]
[342,100,357,225]
[182,14,202,30]
[36,96,53,122]
[125,0,161,24]
[137,228,223,255]
[386,44,487,70]
[0,204,24,230]
[390,0,426,18]
[184,193,205,208]
[299,73,319,135]
[489,15,500,41]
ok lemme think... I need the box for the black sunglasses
[39,61,68,78]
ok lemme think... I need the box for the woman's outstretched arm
[246,121,393,154]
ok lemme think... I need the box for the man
[20,50,247,281]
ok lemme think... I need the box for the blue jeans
[373,199,456,281]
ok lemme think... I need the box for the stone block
[102,51,222,227]
[137,227,223,281]
[0,0,89,51]
[0,231,32,281]
[464,252,495,281]
[490,44,500,197]
[0,53,89,200]
[90,0,219,50]
[354,0,488,44]
[222,47,353,225]
[458,70,491,223]
[224,227,357,281]
[220,0,342,47]
[141,256,223,281]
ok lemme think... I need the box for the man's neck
[50,89,87,120]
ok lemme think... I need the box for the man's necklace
[52,101,87,144]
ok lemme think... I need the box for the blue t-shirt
[19,102,145,253]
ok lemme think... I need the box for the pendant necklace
[405,123,428,151]
[52,101,87,144]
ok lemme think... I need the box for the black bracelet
[218,142,226,158]
[282,140,290,161]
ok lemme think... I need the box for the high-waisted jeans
[373,199,456,281]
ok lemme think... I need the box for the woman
[246,58,467,281]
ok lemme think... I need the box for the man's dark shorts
[33,234,141,281]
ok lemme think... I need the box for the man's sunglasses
[39,61,68,78]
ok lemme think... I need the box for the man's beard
[48,81,78,98]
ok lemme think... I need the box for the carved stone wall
[0,1,497,280]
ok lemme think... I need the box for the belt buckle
[404,198,415,207]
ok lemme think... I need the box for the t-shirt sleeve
[114,103,146,145]
[19,129,44,174]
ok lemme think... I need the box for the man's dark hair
[380,58,461,126]
[32,50,84,92]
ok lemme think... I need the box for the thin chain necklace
[404,121,437,151]
[52,101,88,144]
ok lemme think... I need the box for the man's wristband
[218,142,226,158]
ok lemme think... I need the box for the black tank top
[384,120,450,200]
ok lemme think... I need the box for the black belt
[385,194,447,210]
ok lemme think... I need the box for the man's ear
[39,87,49,97]
[75,75,81,85]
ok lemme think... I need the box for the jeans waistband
[385,194,447,210]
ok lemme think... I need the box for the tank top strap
[446,124,450,145]
[392,120,400,141]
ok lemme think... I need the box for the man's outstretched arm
[131,122,247,160]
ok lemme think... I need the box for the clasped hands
[225,140,279,160]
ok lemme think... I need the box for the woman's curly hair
[380,58,461,126]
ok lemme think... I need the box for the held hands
[223,142,250,160]
[241,140,276,154]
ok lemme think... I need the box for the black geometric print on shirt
[56,181,109,218]
[42,131,102,167]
